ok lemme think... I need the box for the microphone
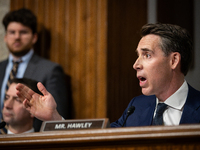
[0,121,6,129]
[122,106,135,127]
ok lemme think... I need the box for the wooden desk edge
[0,124,200,146]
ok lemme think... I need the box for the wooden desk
[0,124,200,150]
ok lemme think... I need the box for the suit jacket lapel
[138,100,156,126]
[23,54,38,77]
[0,59,8,99]
[180,84,200,124]
[180,104,200,123]
[130,95,156,126]
[0,60,8,86]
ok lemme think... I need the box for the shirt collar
[156,80,188,110]
[8,49,34,63]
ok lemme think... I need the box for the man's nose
[4,99,13,109]
[133,57,142,70]
[14,32,21,39]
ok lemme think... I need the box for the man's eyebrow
[4,95,18,99]
[135,48,154,53]
[13,96,19,99]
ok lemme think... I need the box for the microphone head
[0,121,6,129]
[127,106,135,116]
[122,106,135,127]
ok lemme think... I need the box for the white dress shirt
[7,128,35,134]
[154,80,188,125]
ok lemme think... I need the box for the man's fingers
[23,99,32,110]
[16,83,35,101]
[23,99,29,108]
[37,82,49,96]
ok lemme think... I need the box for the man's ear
[170,52,181,70]
[30,114,34,118]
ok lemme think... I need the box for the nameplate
[40,118,110,132]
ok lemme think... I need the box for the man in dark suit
[16,23,200,127]
[0,8,69,131]
[110,23,200,127]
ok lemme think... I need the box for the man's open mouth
[138,76,146,82]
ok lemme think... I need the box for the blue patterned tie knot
[152,103,168,125]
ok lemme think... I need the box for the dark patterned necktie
[6,60,21,91]
[152,103,168,125]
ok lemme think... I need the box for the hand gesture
[16,82,62,121]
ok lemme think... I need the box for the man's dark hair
[2,8,37,34]
[10,78,42,95]
[141,23,193,76]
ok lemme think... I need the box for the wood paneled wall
[107,0,146,121]
[157,0,194,39]
[10,0,146,122]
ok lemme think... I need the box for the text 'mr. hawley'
[55,122,93,129]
